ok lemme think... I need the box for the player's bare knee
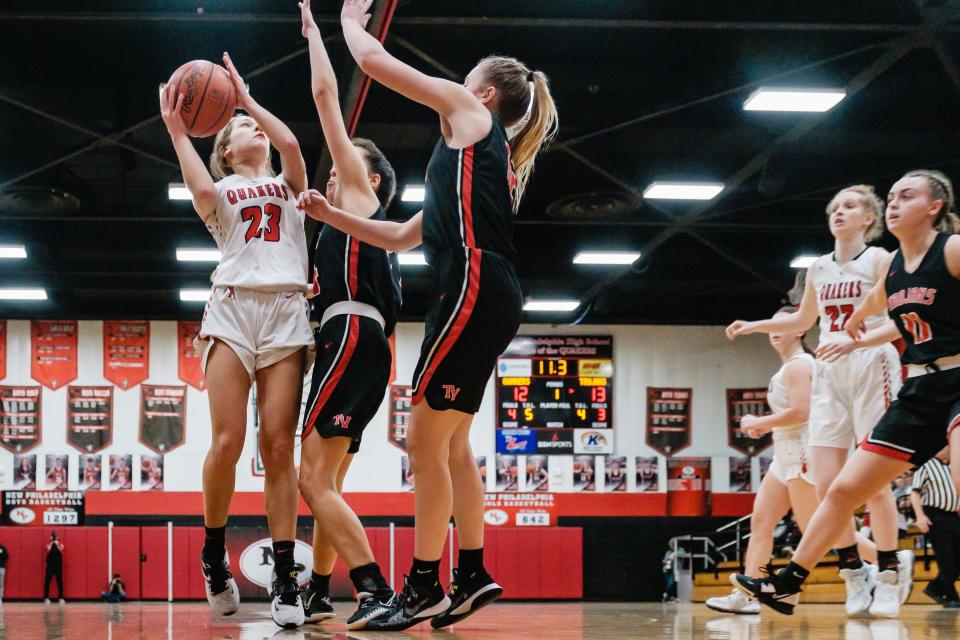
[208,434,243,465]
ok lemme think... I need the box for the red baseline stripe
[860,437,913,462]
[303,316,360,438]
[948,413,960,436]
[349,236,360,299]
[461,145,476,248]
[413,251,482,403]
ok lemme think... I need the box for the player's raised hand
[222,52,253,109]
[299,0,319,38]
[159,84,187,139]
[725,320,755,340]
[341,0,373,29]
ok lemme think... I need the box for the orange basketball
[526,465,534,475]
[167,60,236,138]
[573,462,582,473]
[510,465,518,476]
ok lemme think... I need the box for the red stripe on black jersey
[460,145,476,248]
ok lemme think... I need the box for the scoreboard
[496,336,613,430]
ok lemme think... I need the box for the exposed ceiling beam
[0,12,946,34]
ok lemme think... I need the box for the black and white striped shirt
[912,458,960,513]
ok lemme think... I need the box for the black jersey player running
[733,169,960,615]
[297,0,558,630]
[296,1,401,630]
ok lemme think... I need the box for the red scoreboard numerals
[514,386,529,402]
[591,386,607,403]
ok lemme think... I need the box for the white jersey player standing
[160,52,312,629]
[726,185,913,617]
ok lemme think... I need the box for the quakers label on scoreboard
[496,336,613,441]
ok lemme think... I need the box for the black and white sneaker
[731,572,801,615]
[346,590,397,630]
[365,576,450,631]
[431,569,503,628]
[302,585,335,623]
[270,563,305,628]
[201,549,240,617]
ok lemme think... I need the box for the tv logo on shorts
[574,428,614,454]
[239,538,313,589]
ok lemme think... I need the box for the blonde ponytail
[478,57,559,208]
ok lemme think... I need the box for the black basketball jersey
[885,232,960,364]
[421,114,518,263]
[312,207,402,337]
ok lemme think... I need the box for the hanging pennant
[103,321,150,389]
[0,386,42,453]
[177,320,206,391]
[67,386,113,453]
[31,320,78,390]
[0,320,7,381]
[139,384,187,454]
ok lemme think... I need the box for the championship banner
[646,387,693,456]
[103,321,150,389]
[727,388,773,456]
[0,386,42,453]
[177,321,206,391]
[2,490,85,526]
[139,385,187,454]
[483,493,556,527]
[66,386,113,453]
[0,320,7,381]
[30,320,78,390]
[387,384,412,451]
[666,457,711,516]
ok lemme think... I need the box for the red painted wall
[0,525,582,600]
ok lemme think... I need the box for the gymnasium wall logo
[574,429,614,454]
[496,428,535,454]
[536,429,574,453]
[239,538,313,589]
[8,506,36,525]
[483,509,509,526]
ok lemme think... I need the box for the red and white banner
[103,321,150,389]
[483,493,557,527]
[30,320,78,390]
[0,320,7,381]
[177,321,205,391]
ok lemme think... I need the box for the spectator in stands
[911,446,960,607]
[0,542,8,602]
[101,574,126,603]
[44,532,64,604]
[662,547,677,602]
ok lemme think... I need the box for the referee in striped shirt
[911,446,960,607]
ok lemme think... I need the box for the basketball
[573,462,582,473]
[166,60,236,138]
[526,465,533,475]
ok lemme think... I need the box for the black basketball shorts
[302,314,391,453]
[411,248,523,414]
[861,367,960,467]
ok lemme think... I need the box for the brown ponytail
[478,57,559,207]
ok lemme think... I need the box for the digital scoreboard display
[496,336,613,430]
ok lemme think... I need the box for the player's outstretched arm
[222,52,307,194]
[725,268,819,340]
[159,84,217,220]
[298,189,422,252]
[301,0,377,212]
[340,0,489,144]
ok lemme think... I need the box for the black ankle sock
[458,547,485,577]
[410,557,441,587]
[836,544,863,570]
[202,526,226,562]
[310,571,331,595]
[349,562,392,597]
[877,549,899,572]
[272,540,296,573]
[778,562,810,591]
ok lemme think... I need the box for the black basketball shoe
[731,572,801,615]
[365,576,450,631]
[431,568,503,628]
[302,585,335,623]
[346,590,398,630]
